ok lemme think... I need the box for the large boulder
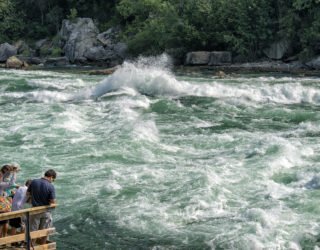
[96,27,127,61]
[263,40,289,60]
[14,40,33,56]
[185,51,210,65]
[209,51,232,65]
[305,56,320,70]
[6,56,24,69]
[60,18,99,63]
[97,27,120,46]
[84,46,116,61]
[112,42,127,59]
[0,43,17,62]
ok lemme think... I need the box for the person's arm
[26,191,32,204]
[0,172,17,189]
[26,182,32,204]
[49,199,56,205]
[8,172,17,186]
[48,186,56,205]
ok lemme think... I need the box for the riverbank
[2,56,319,78]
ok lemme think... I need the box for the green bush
[67,8,78,22]
[51,47,62,57]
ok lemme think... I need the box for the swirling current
[0,56,320,249]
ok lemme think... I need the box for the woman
[0,164,19,237]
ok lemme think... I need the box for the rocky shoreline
[0,17,320,76]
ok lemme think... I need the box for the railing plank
[33,241,56,250]
[0,228,55,245]
[0,204,57,221]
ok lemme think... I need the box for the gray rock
[14,40,32,55]
[97,27,121,46]
[112,42,127,59]
[0,43,17,62]
[305,175,320,189]
[209,51,232,65]
[26,57,43,65]
[45,57,69,66]
[305,56,320,70]
[97,31,114,46]
[263,40,289,60]
[17,56,43,65]
[35,39,49,50]
[60,18,99,63]
[185,51,210,65]
[84,46,116,61]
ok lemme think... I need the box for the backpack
[0,196,12,213]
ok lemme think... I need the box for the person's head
[25,179,32,187]
[1,163,20,177]
[1,164,11,175]
[44,169,57,183]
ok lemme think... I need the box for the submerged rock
[305,175,320,189]
[88,66,119,75]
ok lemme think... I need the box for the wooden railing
[0,204,57,250]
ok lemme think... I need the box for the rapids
[0,55,320,249]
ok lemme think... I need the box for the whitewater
[0,55,320,249]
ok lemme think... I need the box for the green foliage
[46,6,64,33]
[39,47,50,57]
[67,8,77,21]
[0,0,319,61]
[51,47,62,57]
[0,0,25,42]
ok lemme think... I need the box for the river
[0,55,320,249]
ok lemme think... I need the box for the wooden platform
[0,205,57,250]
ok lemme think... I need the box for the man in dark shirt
[27,169,56,245]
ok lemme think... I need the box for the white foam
[132,120,159,143]
[55,107,88,132]
[26,90,72,102]
[83,55,320,106]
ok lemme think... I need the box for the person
[27,169,56,245]
[9,179,33,236]
[0,164,19,238]
[0,164,19,196]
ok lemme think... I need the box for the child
[9,179,32,235]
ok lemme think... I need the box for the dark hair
[1,164,19,174]
[25,179,33,187]
[44,169,57,179]
[1,165,10,174]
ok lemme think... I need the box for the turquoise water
[1,56,320,249]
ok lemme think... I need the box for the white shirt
[12,185,28,211]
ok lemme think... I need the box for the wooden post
[26,211,31,250]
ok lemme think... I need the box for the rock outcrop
[60,18,99,63]
[263,40,289,60]
[6,56,25,69]
[44,57,69,66]
[0,43,17,62]
[59,18,127,66]
[185,51,232,66]
[185,51,210,65]
[209,51,232,65]
[306,56,320,70]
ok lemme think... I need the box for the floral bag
[0,196,12,213]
